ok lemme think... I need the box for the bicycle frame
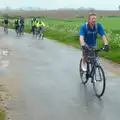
[86,50,100,78]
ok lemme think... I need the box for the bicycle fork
[86,63,96,81]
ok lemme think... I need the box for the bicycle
[79,46,106,98]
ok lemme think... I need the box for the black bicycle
[79,47,106,97]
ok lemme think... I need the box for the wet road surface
[0,28,120,120]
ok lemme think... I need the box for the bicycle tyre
[92,65,106,97]
[79,58,88,84]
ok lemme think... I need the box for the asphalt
[0,28,120,120]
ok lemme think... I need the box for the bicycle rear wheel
[92,65,106,97]
[79,59,88,84]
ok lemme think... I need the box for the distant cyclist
[20,17,24,34]
[79,12,109,72]
[2,17,9,33]
[36,20,45,35]
[14,18,20,33]
[30,17,37,35]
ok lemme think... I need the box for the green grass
[0,109,5,120]
[0,17,120,64]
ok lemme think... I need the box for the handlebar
[84,47,106,53]
[95,48,105,52]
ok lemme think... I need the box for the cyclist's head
[88,12,96,26]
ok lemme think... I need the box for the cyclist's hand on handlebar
[104,45,109,52]
[81,45,88,50]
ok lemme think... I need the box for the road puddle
[0,60,9,68]
[0,48,11,69]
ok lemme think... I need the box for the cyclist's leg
[40,27,43,34]
[18,25,20,32]
[32,26,35,34]
[15,25,17,32]
[81,47,87,71]
[19,25,21,32]
[16,25,19,33]
[3,24,5,31]
[31,26,33,33]
[22,24,24,34]
[22,24,24,32]
[38,27,41,34]
[89,46,96,82]
[5,24,8,32]
[6,24,8,29]
[20,24,23,33]
[36,26,38,35]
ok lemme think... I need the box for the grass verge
[0,109,5,120]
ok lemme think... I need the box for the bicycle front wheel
[39,33,43,40]
[92,65,106,97]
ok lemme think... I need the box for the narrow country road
[0,27,120,120]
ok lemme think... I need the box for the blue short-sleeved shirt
[20,19,24,25]
[79,22,105,46]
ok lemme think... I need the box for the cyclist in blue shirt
[20,17,24,34]
[79,13,109,71]
[2,17,9,32]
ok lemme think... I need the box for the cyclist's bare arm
[101,35,108,45]
[79,36,85,46]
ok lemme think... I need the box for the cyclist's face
[89,15,96,25]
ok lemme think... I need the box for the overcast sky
[0,0,119,10]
